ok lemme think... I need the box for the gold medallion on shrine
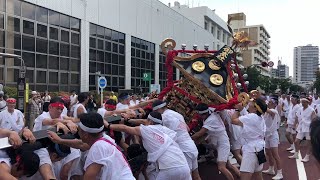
[210,74,223,85]
[208,60,221,70]
[192,61,205,72]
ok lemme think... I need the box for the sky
[159,0,320,76]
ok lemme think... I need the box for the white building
[293,44,319,84]
[0,0,231,93]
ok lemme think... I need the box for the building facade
[228,13,271,76]
[270,60,289,79]
[293,45,319,84]
[0,0,230,93]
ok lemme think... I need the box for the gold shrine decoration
[210,74,223,86]
[192,61,205,72]
[214,45,235,64]
[237,92,250,106]
[208,60,221,70]
[160,38,176,55]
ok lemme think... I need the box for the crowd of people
[0,89,319,180]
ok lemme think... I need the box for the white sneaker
[289,149,296,154]
[262,168,275,175]
[301,155,310,163]
[272,173,283,180]
[288,153,299,159]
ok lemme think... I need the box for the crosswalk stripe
[297,151,307,180]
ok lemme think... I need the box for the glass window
[112,77,118,86]
[105,52,111,63]
[105,28,111,40]
[60,57,69,70]
[23,20,34,35]
[89,75,95,85]
[36,38,47,53]
[6,32,21,49]
[97,51,104,62]
[89,62,96,73]
[89,49,96,61]
[36,7,47,23]
[89,37,96,48]
[0,14,3,29]
[71,74,79,84]
[112,54,118,64]
[36,54,47,68]
[71,33,79,44]
[37,24,47,38]
[49,72,58,83]
[21,2,35,19]
[119,77,124,86]
[26,70,33,83]
[49,41,59,55]
[90,24,96,36]
[60,14,70,29]
[70,59,79,71]
[61,30,69,42]
[118,33,125,44]
[60,73,69,84]
[112,65,118,75]
[105,64,111,74]
[7,0,21,16]
[70,17,80,32]
[97,39,103,50]
[0,0,4,12]
[97,62,104,74]
[7,68,19,82]
[60,43,69,57]
[49,10,59,26]
[22,35,35,51]
[97,26,104,38]
[7,16,20,32]
[71,45,80,58]
[49,27,58,40]
[111,31,118,42]
[119,45,124,54]
[119,65,125,75]
[23,52,35,67]
[119,55,125,65]
[49,56,59,69]
[105,41,111,51]
[36,71,46,83]
[112,43,118,53]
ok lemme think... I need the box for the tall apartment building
[271,60,289,79]
[228,13,271,76]
[293,45,319,84]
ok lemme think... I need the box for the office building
[293,44,319,84]
[0,0,230,93]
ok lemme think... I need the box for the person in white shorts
[285,94,300,153]
[289,97,316,162]
[262,96,283,180]
[152,100,200,180]
[231,98,267,180]
[192,103,239,180]
[108,111,191,180]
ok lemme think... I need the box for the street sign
[98,76,107,89]
[143,73,151,81]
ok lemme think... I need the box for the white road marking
[296,151,307,180]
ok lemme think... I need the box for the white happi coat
[262,109,280,137]
[140,124,188,170]
[296,106,315,133]
[238,113,266,153]
[84,135,135,180]
[162,109,198,159]
[287,104,301,125]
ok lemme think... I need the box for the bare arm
[42,118,72,126]
[109,124,141,136]
[47,131,90,151]
[83,163,103,180]
[191,127,208,141]
[128,119,148,125]
[231,111,243,127]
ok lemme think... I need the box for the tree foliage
[313,71,320,94]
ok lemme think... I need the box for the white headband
[153,102,166,111]
[198,109,209,114]
[79,122,104,133]
[147,114,162,124]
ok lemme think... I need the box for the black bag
[255,149,266,165]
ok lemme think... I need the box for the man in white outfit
[285,94,300,153]
[152,100,201,180]
[289,97,316,162]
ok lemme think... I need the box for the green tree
[313,71,320,94]
[245,66,261,91]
